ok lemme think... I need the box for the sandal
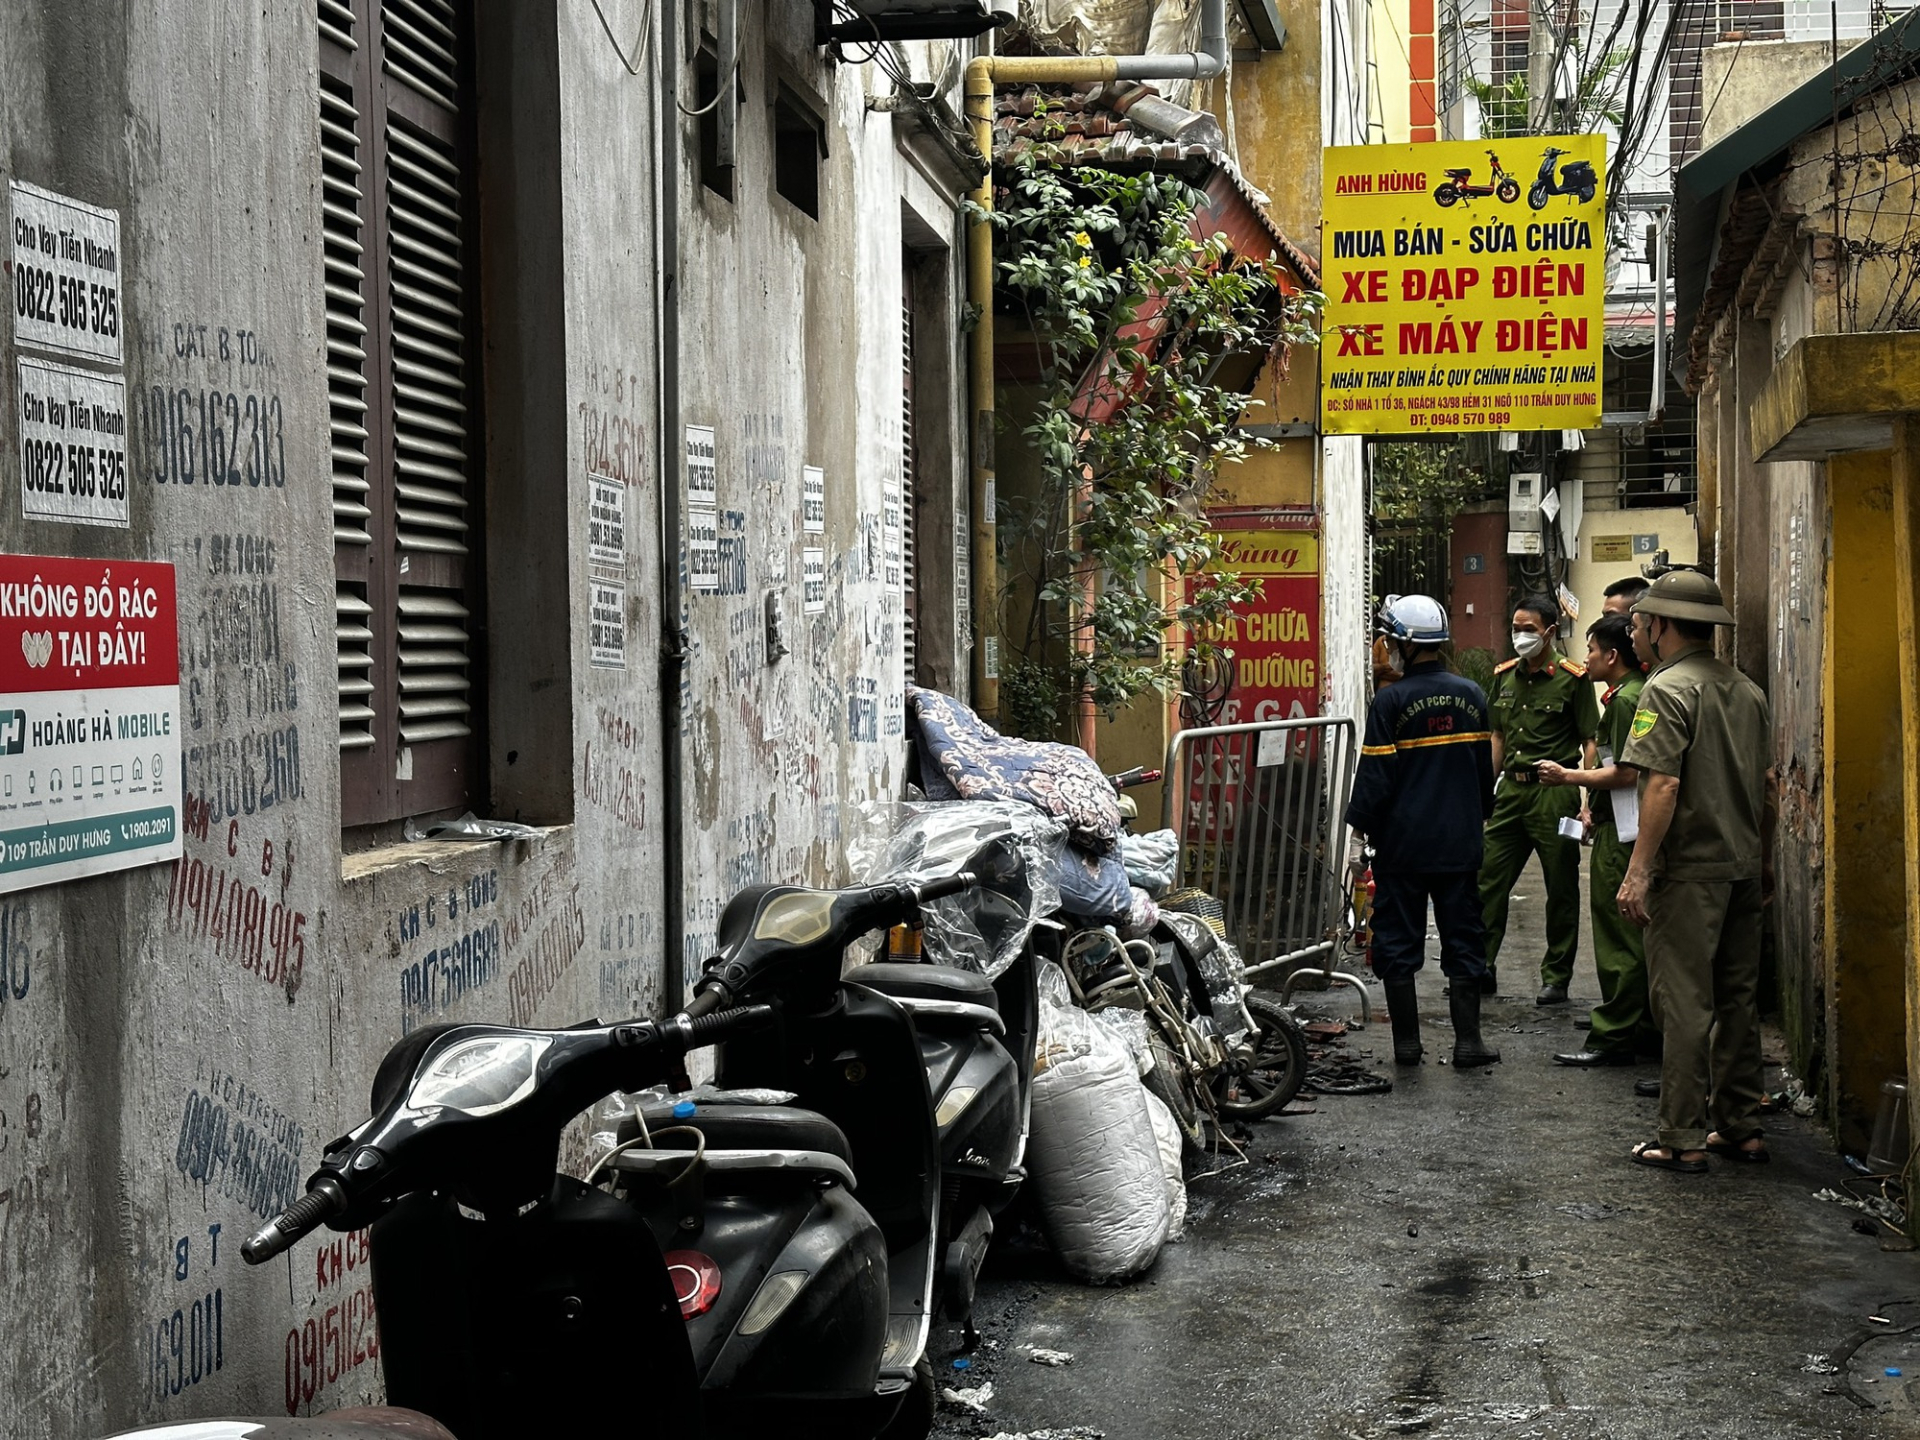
[1631,1140,1707,1173]
[1706,1132,1769,1163]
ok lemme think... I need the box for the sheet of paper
[1602,745,1640,842]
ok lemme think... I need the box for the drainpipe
[657,0,687,1012]
[962,0,1230,722]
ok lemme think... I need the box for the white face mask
[1512,630,1546,660]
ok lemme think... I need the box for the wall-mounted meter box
[1508,472,1544,532]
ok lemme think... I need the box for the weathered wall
[1824,452,1908,1153]
[0,2,966,1433]
[671,6,971,961]
[0,4,668,1430]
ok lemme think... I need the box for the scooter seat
[625,1102,854,1165]
[854,961,999,1010]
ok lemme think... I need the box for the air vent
[337,583,376,751]
[397,587,472,743]
[382,0,459,112]
[386,120,471,556]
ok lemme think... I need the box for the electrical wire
[589,0,655,76]
[679,0,738,117]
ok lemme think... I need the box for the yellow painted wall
[1895,421,1920,1186]
[1372,0,1414,142]
[1824,453,1911,1154]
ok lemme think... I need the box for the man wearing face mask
[1478,596,1600,1004]
[1345,596,1501,1068]
[1617,569,1772,1172]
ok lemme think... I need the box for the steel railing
[1160,716,1364,1019]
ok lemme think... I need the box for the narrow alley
[935,877,1920,1440]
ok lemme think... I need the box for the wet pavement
[931,866,1920,1440]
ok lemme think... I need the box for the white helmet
[1379,594,1450,646]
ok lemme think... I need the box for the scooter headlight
[408,1034,552,1116]
[934,1086,978,1128]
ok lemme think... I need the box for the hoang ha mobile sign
[1320,136,1606,435]
[0,555,181,892]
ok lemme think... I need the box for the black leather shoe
[1535,984,1569,1006]
[1553,1049,1636,1067]
[1633,1078,1661,1098]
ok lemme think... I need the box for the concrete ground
[932,863,1920,1440]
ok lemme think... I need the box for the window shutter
[323,0,481,826]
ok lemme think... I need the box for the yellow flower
[1078,255,1092,268]
[1073,232,1092,248]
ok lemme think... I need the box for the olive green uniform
[1583,672,1656,1056]
[1480,652,1600,988]
[1620,644,1771,1153]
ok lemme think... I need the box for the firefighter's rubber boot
[1384,979,1423,1066]
[1450,984,1503,1067]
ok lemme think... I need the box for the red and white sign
[0,554,181,891]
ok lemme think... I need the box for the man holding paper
[1537,612,1655,1067]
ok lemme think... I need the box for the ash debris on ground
[928,876,1920,1440]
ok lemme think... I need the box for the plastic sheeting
[851,801,1064,978]
[1028,961,1171,1283]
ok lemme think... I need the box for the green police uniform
[1479,651,1601,990]
[1620,642,1771,1154]
[1583,671,1656,1055]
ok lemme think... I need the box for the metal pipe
[962,0,1230,720]
[657,0,687,1012]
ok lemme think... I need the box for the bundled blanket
[907,687,1123,854]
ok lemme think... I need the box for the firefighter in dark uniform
[1345,596,1501,1069]
[1479,595,1601,1004]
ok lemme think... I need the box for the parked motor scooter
[1527,147,1598,209]
[688,839,1030,1376]
[1431,151,1522,207]
[231,997,923,1440]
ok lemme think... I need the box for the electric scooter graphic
[1527,147,1598,209]
[1431,151,1521,207]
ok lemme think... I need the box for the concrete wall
[1700,39,1858,152]
[1825,453,1909,1155]
[1564,504,1697,628]
[0,2,967,1432]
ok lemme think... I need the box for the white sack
[1141,1089,1189,1242]
[1028,984,1171,1282]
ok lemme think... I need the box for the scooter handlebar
[242,1176,348,1265]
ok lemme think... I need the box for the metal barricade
[1160,715,1369,1023]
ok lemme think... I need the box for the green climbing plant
[974,150,1324,739]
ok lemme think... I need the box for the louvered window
[321,0,484,827]
[902,266,920,686]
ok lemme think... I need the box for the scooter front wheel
[1496,179,1520,204]
[1528,184,1550,210]
[1211,994,1308,1120]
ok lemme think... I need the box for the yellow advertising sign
[1320,135,1607,435]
